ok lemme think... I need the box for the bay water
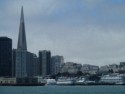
[0,85,125,94]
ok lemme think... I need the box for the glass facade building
[39,50,51,77]
[0,37,12,77]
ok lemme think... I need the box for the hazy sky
[1,0,125,66]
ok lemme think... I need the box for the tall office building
[15,7,34,77]
[12,49,16,77]
[33,54,39,76]
[51,56,64,75]
[15,50,34,77]
[0,37,12,77]
[39,50,51,77]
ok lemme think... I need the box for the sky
[1,0,125,66]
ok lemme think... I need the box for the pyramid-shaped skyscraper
[14,7,34,78]
[17,6,27,50]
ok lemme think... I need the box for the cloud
[1,0,125,66]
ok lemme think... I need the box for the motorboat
[56,77,75,85]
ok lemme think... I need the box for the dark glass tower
[12,49,16,77]
[39,50,51,76]
[0,37,12,77]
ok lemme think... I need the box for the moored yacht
[100,74,125,85]
[45,79,56,85]
[75,77,86,85]
[56,77,75,85]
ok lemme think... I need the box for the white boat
[44,79,56,85]
[85,81,96,85]
[56,78,75,85]
[100,74,125,85]
[75,77,86,85]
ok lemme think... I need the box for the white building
[60,62,82,74]
[80,64,99,74]
[51,56,64,75]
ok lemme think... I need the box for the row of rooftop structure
[59,62,125,75]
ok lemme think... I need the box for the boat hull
[56,80,74,85]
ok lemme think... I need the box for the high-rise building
[33,54,39,76]
[12,49,16,77]
[14,7,34,77]
[0,37,12,77]
[15,50,34,77]
[51,56,64,75]
[39,50,51,77]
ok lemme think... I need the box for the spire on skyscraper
[17,6,27,50]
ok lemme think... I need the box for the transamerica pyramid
[17,6,27,50]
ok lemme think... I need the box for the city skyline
[1,0,125,66]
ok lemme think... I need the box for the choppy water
[0,85,125,94]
